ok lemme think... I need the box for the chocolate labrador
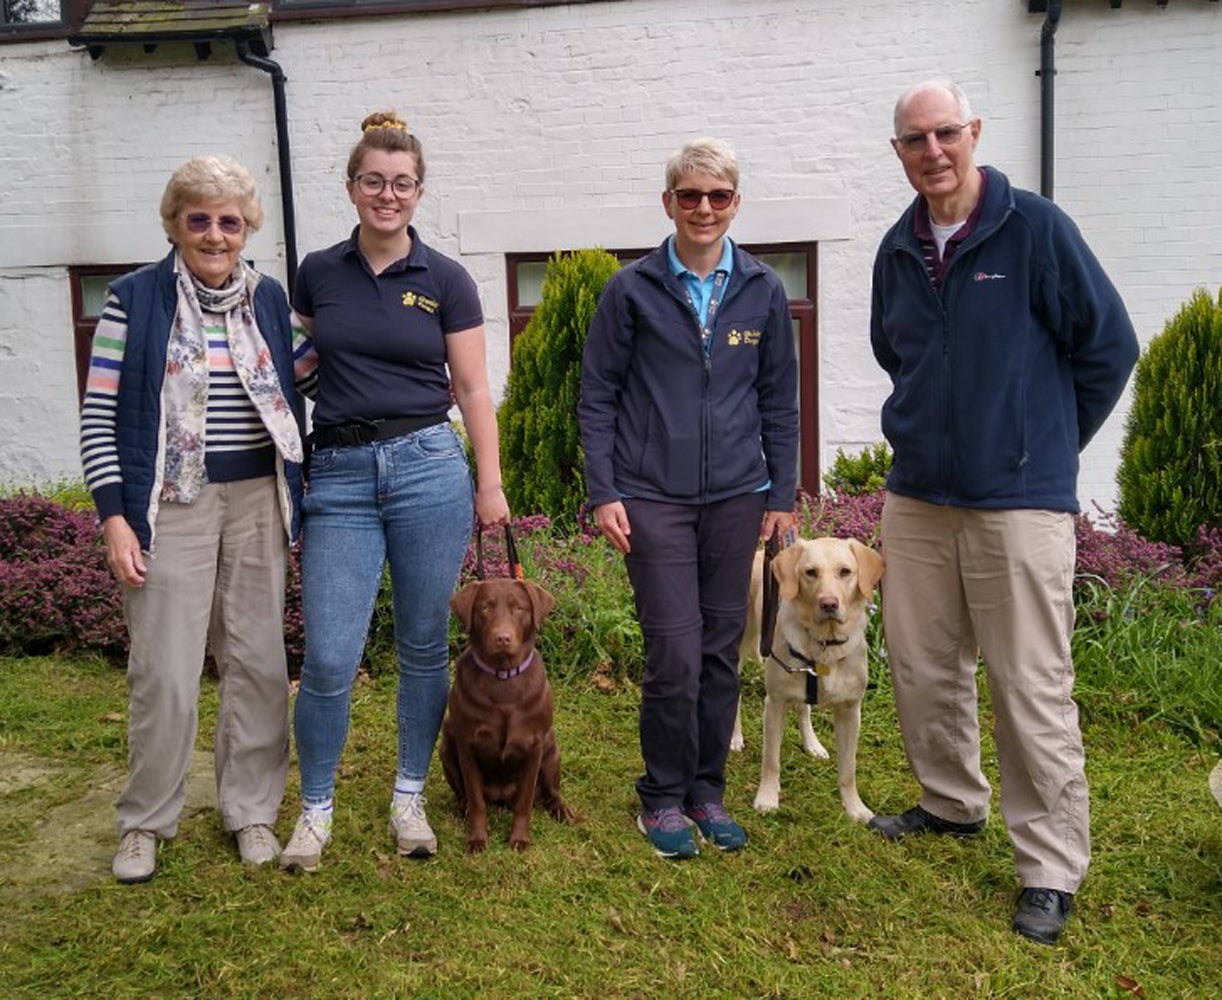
[440,578,577,852]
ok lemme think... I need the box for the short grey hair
[159,155,264,239]
[664,137,740,191]
[893,80,973,135]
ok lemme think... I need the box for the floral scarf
[160,253,303,504]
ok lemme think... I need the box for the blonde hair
[347,109,426,183]
[159,155,263,239]
[664,137,740,191]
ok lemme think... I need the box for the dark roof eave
[67,25,272,58]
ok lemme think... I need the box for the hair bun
[361,110,410,134]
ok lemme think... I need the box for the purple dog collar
[471,648,537,680]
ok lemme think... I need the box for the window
[1,0,86,40]
[507,243,821,495]
[71,265,142,402]
[273,0,606,21]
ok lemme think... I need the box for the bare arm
[447,325,510,528]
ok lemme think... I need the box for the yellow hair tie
[363,121,410,133]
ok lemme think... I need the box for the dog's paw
[753,792,780,813]
[803,740,830,760]
[729,733,745,753]
[509,837,531,852]
[847,808,874,826]
[466,836,488,853]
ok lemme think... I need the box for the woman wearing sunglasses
[580,138,799,859]
[278,110,508,871]
[80,155,312,882]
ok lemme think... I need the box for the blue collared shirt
[667,235,735,327]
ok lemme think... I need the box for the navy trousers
[623,492,766,811]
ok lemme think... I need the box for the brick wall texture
[2,0,1219,511]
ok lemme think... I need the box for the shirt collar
[914,167,989,244]
[666,234,735,280]
[341,224,424,272]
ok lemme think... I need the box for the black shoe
[1012,887,1073,944]
[867,805,985,841]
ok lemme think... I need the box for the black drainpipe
[235,42,299,292]
[1037,0,1063,201]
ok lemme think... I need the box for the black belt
[310,413,448,449]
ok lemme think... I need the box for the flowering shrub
[0,494,126,658]
[6,486,1219,678]
[1073,504,1187,590]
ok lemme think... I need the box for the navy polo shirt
[294,225,483,426]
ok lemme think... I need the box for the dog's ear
[849,539,885,597]
[450,581,481,631]
[771,542,804,602]
[521,580,555,629]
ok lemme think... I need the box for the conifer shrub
[821,442,893,496]
[498,249,620,531]
[1117,287,1222,554]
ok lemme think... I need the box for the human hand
[761,509,796,544]
[475,484,510,528]
[102,515,147,587]
[593,501,631,555]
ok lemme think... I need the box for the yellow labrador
[731,537,884,824]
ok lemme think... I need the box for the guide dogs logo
[402,290,440,313]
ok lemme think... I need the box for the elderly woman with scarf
[80,155,314,883]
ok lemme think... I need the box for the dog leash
[474,523,524,581]
[760,525,782,661]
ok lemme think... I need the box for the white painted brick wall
[2,0,1220,514]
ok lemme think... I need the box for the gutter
[236,42,300,292]
[1037,0,1063,201]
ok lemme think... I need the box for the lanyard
[681,269,727,359]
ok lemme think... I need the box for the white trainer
[112,830,157,884]
[235,823,281,865]
[279,809,332,872]
[389,793,437,858]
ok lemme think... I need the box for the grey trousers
[117,477,290,839]
[880,492,1090,893]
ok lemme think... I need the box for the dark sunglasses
[184,212,245,235]
[670,188,736,211]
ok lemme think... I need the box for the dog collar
[471,648,537,680]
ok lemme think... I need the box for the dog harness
[471,648,538,681]
[769,637,848,705]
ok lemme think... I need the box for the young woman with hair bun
[281,110,509,871]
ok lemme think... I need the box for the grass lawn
[0,653,1219,999]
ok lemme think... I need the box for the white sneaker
[235,824,281,865]
[279,809,332,872]
[389,793,437,858]
[113,830,156,884]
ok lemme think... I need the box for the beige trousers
[880,492,1089,892]
[117,477,290,839]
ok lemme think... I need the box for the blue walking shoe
[685,802,748,852]
[638,806,699,859]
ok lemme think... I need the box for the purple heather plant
[6,489,1218,668]
[0,494,126,657]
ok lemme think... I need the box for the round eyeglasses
[353,173,421,198]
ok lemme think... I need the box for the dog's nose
[819,597,840,614]
[493,629,514,648]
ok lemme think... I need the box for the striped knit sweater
[81,292,318,500]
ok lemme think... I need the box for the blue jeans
[295,423,474,806]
